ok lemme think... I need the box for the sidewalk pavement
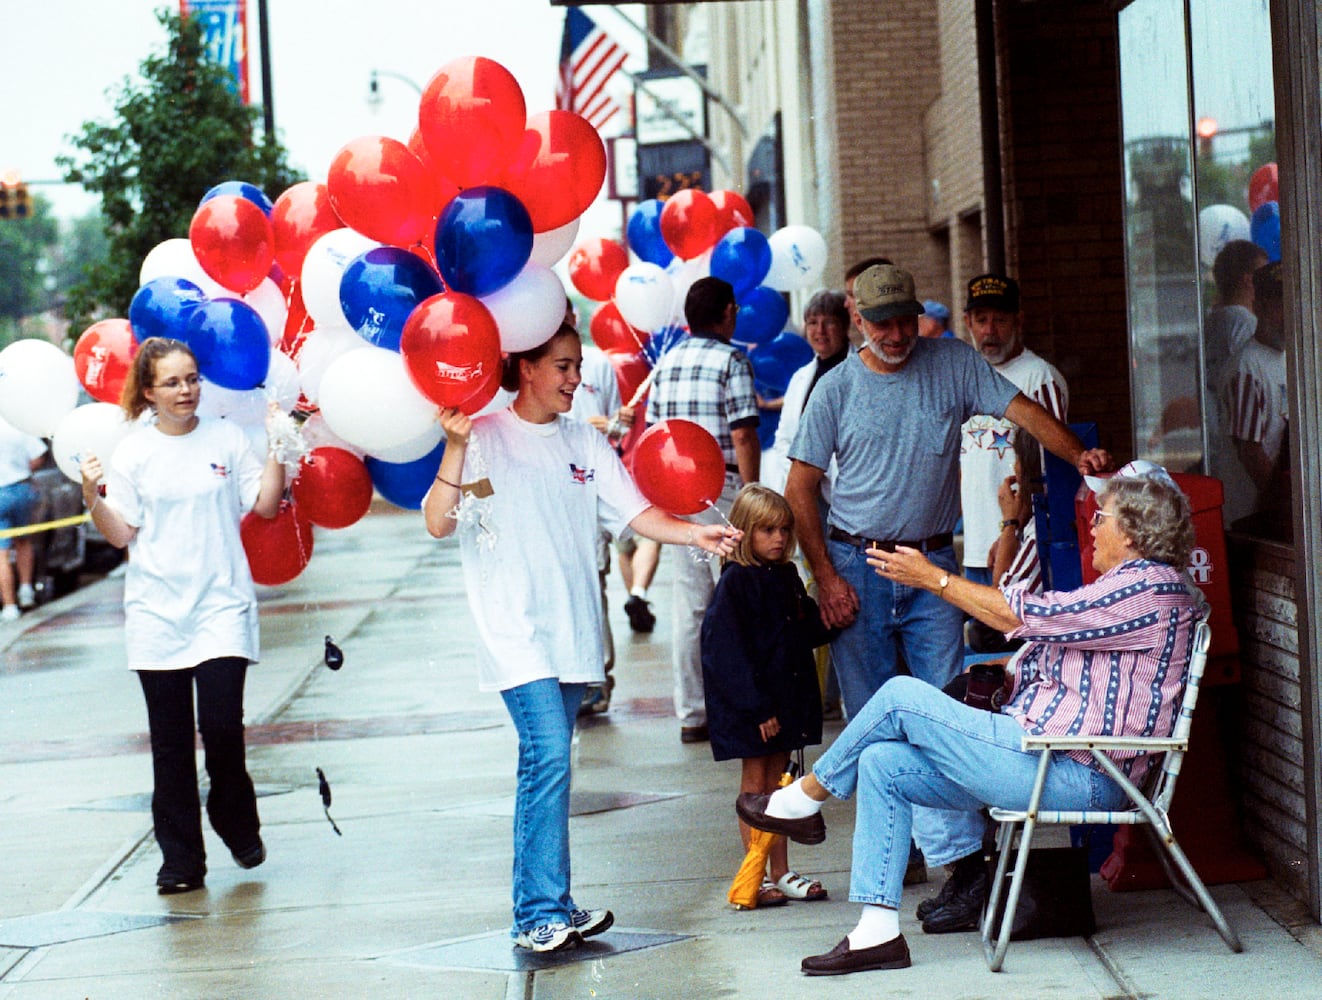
[1,504,1321,999]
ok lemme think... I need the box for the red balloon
[407,128,461,221]
[501,110,607,233]
[400,292,503,407]
[290,447,373,529]
[606,349,650,409]
[189,194,276,294]
[241,502,315,586]
[568,238,629,301]
[328,135,439,249]
[271,182,342,277]
[418,56,527,189]
[74,318,138,404]
[630,419,725,515]
[590,301,649,355]
[1248,162,1279,213]
[711,190,754,237]
[660,189,720,261]
[459,364,503,416]
[280,281,313,358]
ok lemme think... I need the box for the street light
[367,69,424,110]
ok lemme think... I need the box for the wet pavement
[1,503,1321,999]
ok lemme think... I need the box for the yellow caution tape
[0,514,92,539]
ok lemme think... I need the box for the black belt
[828,527,954,553]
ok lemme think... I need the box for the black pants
[138,658,260,882]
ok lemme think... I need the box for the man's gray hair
[1099,476,1196,569]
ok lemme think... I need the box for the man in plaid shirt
[646,276,761,742]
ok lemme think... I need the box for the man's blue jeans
[813,676,1127,908]
[500,678,587,934]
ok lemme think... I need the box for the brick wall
[998,0,1133,460]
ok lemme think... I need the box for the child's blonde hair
[726,484,796,567]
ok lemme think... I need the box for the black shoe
[157,877,205,895]
[735,791,826,845]
[680,724,709,744]
[801,934,911,976]
[920,870,988,934]
[624,595,655,633]
[232,838,266,870]
[915,870,962,920]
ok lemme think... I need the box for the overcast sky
[1,1,646,228]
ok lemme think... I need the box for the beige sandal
[756,879,790,907]
[776,871,828,901]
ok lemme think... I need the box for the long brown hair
[725,484,797,567]
[120,337,197,421]
[500,322,580,393]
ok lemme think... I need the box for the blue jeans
[500,678,587,933]
[964,566,994,587]
[813,676,1128,908]
[828,541,965,719]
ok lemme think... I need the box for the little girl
[701,484,835,906]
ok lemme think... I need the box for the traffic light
[0,174,29,220]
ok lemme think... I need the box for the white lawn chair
[980,621,1242,971]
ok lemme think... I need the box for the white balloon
[366,421,444,463]
[665,253,712,326]
[51,402,131,482]
[529,217,581,267]
[614,263,675,334]
[265,349,301,412]
[242,423,270,464]
[0,339,81,437]
[138,238,227,298]
[297,322,370,404]
[299,412,363,457]
[765,226,828,292]
[301,228,381,329]
[482,263,568,353]
[318,346,439,455]
[196,382,266,425]
[472,386,515,418]
[1198,204,1251,268]
[244,277,290,347]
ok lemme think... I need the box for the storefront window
[1118,0,1280,536]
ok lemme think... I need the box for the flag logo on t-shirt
[569,463,595,484]
[210,463,230,478]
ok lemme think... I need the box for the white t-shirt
[960,348,1067,569]
[1229,338,1288,463]
[570,345,622,422]
[105,417,265,670]
[0,417,46,486]
[445,408,650,691]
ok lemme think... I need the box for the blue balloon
[340,247,444,352]
[641,324,688,367]
[1250,200,1281,263]
[710,227,772,300]
[435,186,533,296]
[756,406,781,450]
[200,180,274,217]
[365,438,446,510]
[735,286,791,346]
[185,298,271,390]
[627,200,675,267]
[129,277,207,343]
[750,331,814,399]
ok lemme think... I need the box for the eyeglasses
[1091,509,1115,527]
[152,374,203,391]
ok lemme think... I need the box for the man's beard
[866,336,916,366]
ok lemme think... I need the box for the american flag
[556,7,629,132]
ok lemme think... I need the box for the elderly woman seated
[737,464,1206,976]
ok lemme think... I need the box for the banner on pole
[180,0,250,104]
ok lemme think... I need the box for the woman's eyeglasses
[1091,509,1115,527]
[153,374,203,390]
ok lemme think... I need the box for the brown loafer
[801,934,911,976]
[735,792,826,845]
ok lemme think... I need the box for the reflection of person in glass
[1204,240,1267,525]
[1228,261,1289,539]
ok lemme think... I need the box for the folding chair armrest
[1020,735,1187,753]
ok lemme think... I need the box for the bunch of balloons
[0,54,612,587]
[1199,161,1280,266]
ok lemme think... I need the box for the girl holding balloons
[423,322,740,953]
[79,337,286,895]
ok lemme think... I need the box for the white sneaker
[514,921,581,953]
[16,583,34,609]
[1,605,19,622]
[570,907,614,938]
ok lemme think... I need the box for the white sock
[765,779,821,819]
[629,586,648,599]
[847,904,900,949]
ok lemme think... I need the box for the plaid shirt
[1001,559,1204,787]
[646,332,759,466]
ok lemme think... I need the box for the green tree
[57,9,303,330]
[0,193,61,345]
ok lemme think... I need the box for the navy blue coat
[700,561,834,761]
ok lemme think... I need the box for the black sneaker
[920,870,988,934]
[916,870,961,920]
[624,595,656,633]
[157,876,205,895]
[232,838,266,869]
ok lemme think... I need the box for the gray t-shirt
[790,339,1020,540]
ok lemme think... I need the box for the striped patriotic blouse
[1000,559,1206,785]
